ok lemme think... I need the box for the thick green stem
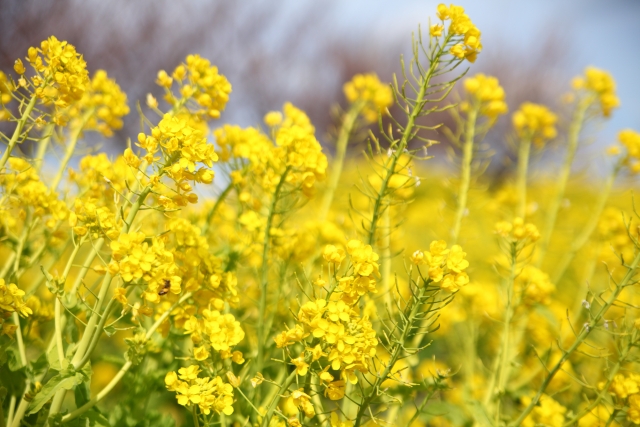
[318,102,363,221]
[552,161,621,283]
[537,99,590,265]
[515,136,532,219]
[452,106,478,244]
[0,95,37,171]
[48,186,152,419]
[60,292,192,424]
[510,248,640,427]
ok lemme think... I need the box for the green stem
[48,186,152,419]
[318,102,363,221]
[201,181,234,234]
[493,244,518,423]
[50,109,93,191]
[536,99,590,265]
[54,239,85,365]
[0,95,37,171]
[452,106,478,244]
[366,35,451,246]
[192,405,200,427]
[552,161,621,283]
[515,136,532,219]
[6,395,15,427]
[12,312,27,367]
[60,292,193,424]
[353,287,426,427]
[259,370,297,427]
[256,167,290,374]
[34,123,55,172]
[510,248,640,427]
[70,239,104,295]
[604,409,619,427]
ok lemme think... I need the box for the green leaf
[26,368,87,415]
[467,400,496,427]
[30,352,49,378]
[74,381,90,407]
[0,386,7,404]
[0,364,26,395]
[46,342,65,371]
[103,325,116,337]
[6,345,23,371]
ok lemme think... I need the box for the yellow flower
[291,389,315,417]
[323,244,346,266]
[264,111,283,127]
[521,394,566,427]
[494,218,540,242]
[26,36,90,124]
[291,354,309,376]
[325,381,346,400]
[0,279,33,317]
[14,59,26,74]
[75,70,129,137]
[515,266,555,305]
[512,102,557,146]
[430,24,444,37]
[573,66,619,117]
[343,73,393,123]
[463,73,508,119]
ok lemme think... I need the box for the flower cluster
[290,389,315,418]
[335,240,380,303]
[600,373,640,424]
[0,70,12,121]
[521,394,566,427]
[108,232,181,303]
[512,102,558,145]
[158,54,232,120]
[183,308,245,361]
[267,103,328,196]
[166,218,239,306]
[494,217,540,243]
[134,113,218,208]
[0,279,32,318]
[22,36,90,124]
[342,73,393,123]
[603,373,640,399]
[214,124,272,164]
[411,240,470,292]
[69,153,131,200]
[572,66,619,117]
[165,366,234,415]
[514,265,555,306]
[69,198,121,240]
[276,298,378,387]
[435,4,482,62]
[618,128,640,173]
[0,158,67,227]
[463,73,508,120]
[71,70,129,136]
[275,240,380,389]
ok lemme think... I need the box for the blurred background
[1,0,639,172]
